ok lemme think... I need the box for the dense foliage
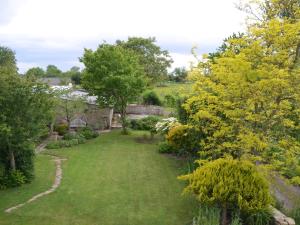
[81,43,146,134]
[46,127,98,149]
[116,37,173,84]
[179,158,272,225]
[169,67,188,82]
[182,0,300,181]
[130,116,160,138]
[166,124,203,157]
[46,65,62,77]
[142,90,162,106]
[25,67,45,77]
[0,46,17,75]
[0,48,54,188]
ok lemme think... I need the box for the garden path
[5,141,66,213]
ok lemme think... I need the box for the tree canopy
[25,67,45,78]
[64,66,82,85]
[80,43,146,133]
[116,37,173,84]
[180,0,300,183]
[0,46,17,75]
[46,65,62,77]
[169,67,188,82]
[0,56,54,186]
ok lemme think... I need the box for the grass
[0,155,56,212]
[0,131,197,225]
[152,82,193,99]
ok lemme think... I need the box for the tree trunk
[67,119,71,131]
[50,120,54,135]
[9,150,16,171]
[150,131,154,140]
[221,204,228,225]
[120,107,128,135]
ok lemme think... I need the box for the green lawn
[153,82,193,99]
[0,131,197,225]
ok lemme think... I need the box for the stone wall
[85,105,113,130]
[125,104,167,116]
[55,104,113,130]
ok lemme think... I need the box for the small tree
[179,158,272,225]
[55,90,87,130]
[81,44,145,134]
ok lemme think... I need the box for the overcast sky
[0,0,247,73]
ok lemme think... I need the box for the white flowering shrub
[155,117,181,134]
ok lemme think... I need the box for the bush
[179,158,272,225]
[0,170,26,188]
[155,117,180,135]
[15,143,35,182]
[142,90,162,106]
[164,94,177,107]
[63,132,86,142]
[77,136,87,144]
[54,123,68,136]
[166,124,202,157]
[46,141,61,149]
[78,127,98,139]
[63,132,77,140]
[130,116,160,131]
[176,97,189,124]
[158,141,176,154]
[46,139,85,149]
[47,128,97,149]
[290,176,300,186]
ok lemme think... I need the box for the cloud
[0,0,247,72]
[169,52,198,71]
[0,0,28,24]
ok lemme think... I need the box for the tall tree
[0,46,54,185]
[183,0,300,182]
[116,37,173,84]
[0,46,17,75]
[0,74,54,182]
[25,67,45,78]
[80,44,145,134]
[64,66,82,85]
[46,65,62,77]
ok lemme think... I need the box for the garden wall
[126,104,168,116]
[56,105,113,130]
[85,105,113,130]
